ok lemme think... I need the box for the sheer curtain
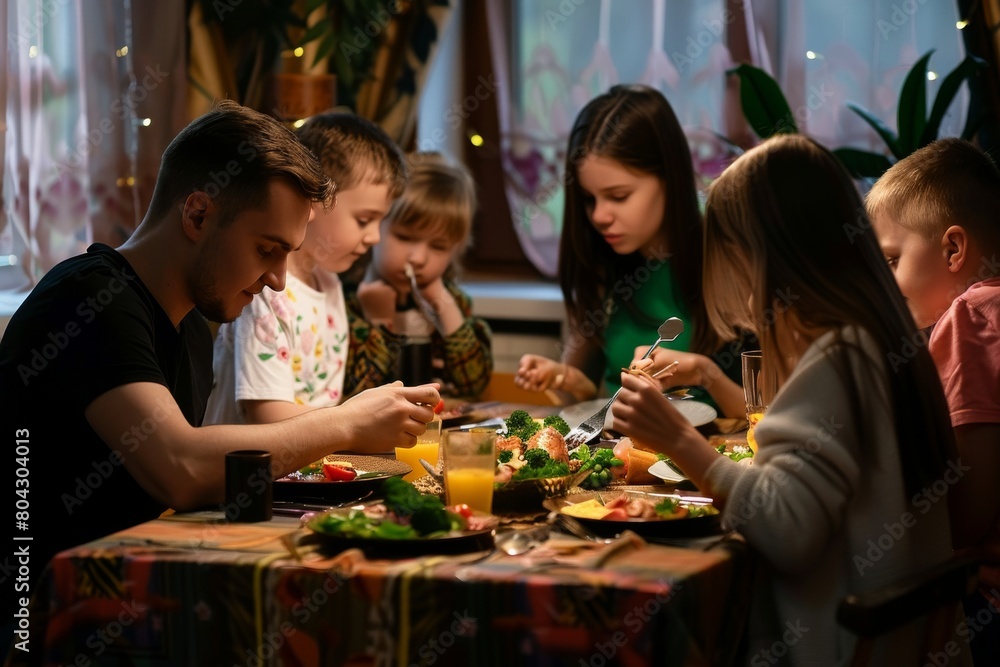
[2,0,186,296]
[491,0,968,277]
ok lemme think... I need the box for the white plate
[559,396,718,431]
[647,459,689,482]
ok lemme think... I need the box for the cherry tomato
[434,399,446,414]
[449,503,473,519]
[322,464,358,482]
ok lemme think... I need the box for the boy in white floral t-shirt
[205,114,407,424]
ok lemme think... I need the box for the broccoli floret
[523,447,551,469]
[505,410,540,441]
[497,449,513,464]
[542,415,570,436]
[383,477,426,517]
[410,496,450,535]
[514,447,569,481]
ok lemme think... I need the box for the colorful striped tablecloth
[7,510,753,667]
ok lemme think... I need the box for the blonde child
[867,138,1000,665]
[614,134,961,663]
[346,152,492,398]
[205,113,407,424]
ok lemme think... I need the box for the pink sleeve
[929,298,1000,427]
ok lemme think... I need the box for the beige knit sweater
[704,327,967,666]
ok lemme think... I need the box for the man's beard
[189,242,241,323]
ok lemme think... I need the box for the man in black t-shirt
[0,102,440,647]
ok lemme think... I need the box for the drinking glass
[741,351,774,455]
[441,428,496,513]
[395,418,442,482]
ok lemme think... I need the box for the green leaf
[299,20,329,46]
[833,147,894,179]
[922,55,988,146]
[317,372,328,380]
[961,110,987,141]
[411,11,438,63]
[896,50,934,155]
[312,31,339,68]
[846,103,903,159]
[258,353,275,361]
[727,63,797,139]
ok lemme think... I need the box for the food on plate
[307,477,493,540]
[716,442,754,463]
[527,427,570,463]
[495,411,581,485]
[504,409,541,441]
[569,446,624,490]
[561,499,614,520]
[541,414,570,436]
[322,460,358,482]
[612,437,665,485]
[560,492,719,522]
[623,448,660,485]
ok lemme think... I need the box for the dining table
[5,403,756,667]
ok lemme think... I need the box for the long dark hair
[558,84,717,354]
[704,134,953,497]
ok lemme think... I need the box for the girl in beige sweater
[613,134,965,666]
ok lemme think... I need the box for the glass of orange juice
[441,428,496,514]
[741,351,774,456]
[395,418,442,482]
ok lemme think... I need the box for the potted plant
[727,50,988,179]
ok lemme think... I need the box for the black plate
[301,510,495,558]
[274,455,410,503]
[543,488,722,538]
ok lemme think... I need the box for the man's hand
[337,381,440,449]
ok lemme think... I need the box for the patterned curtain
[2,0,187,290]
[488,0,968,277]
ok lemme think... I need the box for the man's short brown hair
[147,100,334,225]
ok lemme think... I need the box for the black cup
[224,450,273,522]
[394,337,433,386]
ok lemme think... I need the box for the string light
[806,50,817,60]
[469,133,484,147]
[28,45,38,58]
[293,47,304,57]
[115,46,128,57]
[927,71,938,81]
[956,20,968,29]
[141,117,151,126]
[293,118,307,128]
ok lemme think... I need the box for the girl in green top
[515,84,746,418]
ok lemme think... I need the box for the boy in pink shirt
[867,138,1000,663]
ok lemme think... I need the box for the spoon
[495,524,552,556]
[640,317,684,359]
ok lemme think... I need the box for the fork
[405,263,446,335]
[564,317,685,448]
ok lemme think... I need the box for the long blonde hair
[704,134,953,497]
